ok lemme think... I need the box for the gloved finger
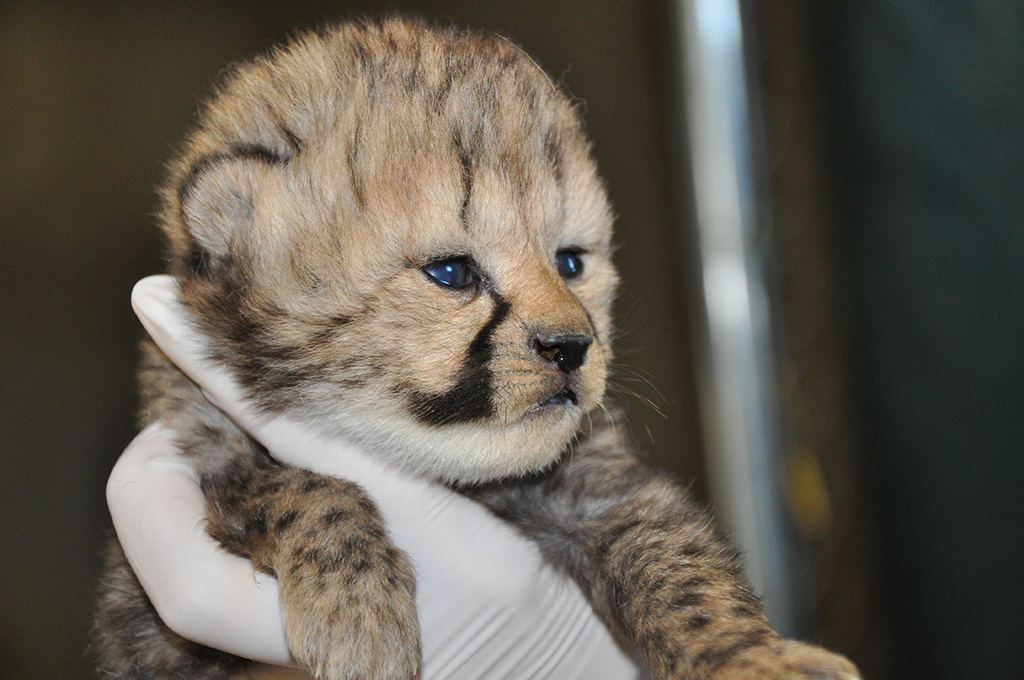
[132,275,253,418]
[108,422,295,665]
[110,424,644,679]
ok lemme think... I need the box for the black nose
[534,333,592,373]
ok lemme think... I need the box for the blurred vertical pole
[673,0,798,634]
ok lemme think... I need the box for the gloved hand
[108,275,647,680]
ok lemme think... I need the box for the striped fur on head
[160,18,618,483]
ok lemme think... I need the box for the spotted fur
[93,17,859,680]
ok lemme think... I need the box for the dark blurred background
[0,1,1020,679]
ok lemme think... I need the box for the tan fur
[164,19,614,483]
[94,17,858,680]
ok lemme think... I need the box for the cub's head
[162,18,617,483]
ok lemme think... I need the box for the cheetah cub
[94,17,860,680]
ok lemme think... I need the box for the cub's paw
[213,468,422,678]
[281,569,421,680]
[267,478,422,679]
[710,639,859,680]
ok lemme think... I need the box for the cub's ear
[175,145,286,277]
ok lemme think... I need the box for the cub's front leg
[204,466,421,680]
[467,415,858,680]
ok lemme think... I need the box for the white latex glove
[108,274,648,680]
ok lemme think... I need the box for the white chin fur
[324,402,583,484]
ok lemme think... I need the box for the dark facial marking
[454,132,473,230]
[409,292,511,426]
[178,143,287,208]
[347,120,366,209]
[435,48,455,111]
[352,39,371,70]
[195,268,369,410]
[544,128,564,184]
[307,314,353,348]
[214,305,326,407]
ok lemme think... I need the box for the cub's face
[164,20,617,483]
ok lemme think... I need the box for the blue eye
[555,250,584,279]
[423,257,476,288]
